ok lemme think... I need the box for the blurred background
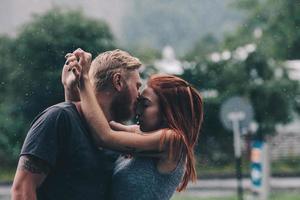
[0,0,300,199]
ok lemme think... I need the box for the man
[11,49,143,200]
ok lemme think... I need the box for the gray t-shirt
[21,102,117,200]
[112,156,185,200]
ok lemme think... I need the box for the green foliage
[0,166,15,182]
[0,103,26,166]
[272,158,300,175]
[182,50,299,163]
[0,8,116,165]
[0,36,14,102]
[185,34,220,62]
[228,0,300,59]
[11,8,115,121]
[183,0,300,164]
[128,45,161,65]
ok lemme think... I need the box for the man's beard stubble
[110,85,133,122]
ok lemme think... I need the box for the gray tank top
[112,156,185,200]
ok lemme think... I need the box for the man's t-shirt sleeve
[20,106,67,168]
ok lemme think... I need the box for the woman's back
[112,156,184,200]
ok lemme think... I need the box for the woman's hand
[109,121,141,134]
[62,53,81,102]
[109,121,141,159]
[72,48,92,78]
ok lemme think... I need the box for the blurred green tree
[0,36,21,165]
[12,8,115,120]
[0,8,115,165]
[226,0,300,59]
[182,0,300,166]
[182,51,299,164]
[185,34,220,62]
[0,36,14,102]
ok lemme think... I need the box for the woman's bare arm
[79,75,170,154]
[109,121,140,133]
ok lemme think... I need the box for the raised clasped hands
[61,48,92,101]
[62,48,92,89]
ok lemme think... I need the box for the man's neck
[73,91,113,122]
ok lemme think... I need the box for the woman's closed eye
[138,97,151,108]
[143,99,151,107]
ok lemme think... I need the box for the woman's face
[137,87,165,132]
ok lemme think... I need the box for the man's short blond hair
[89,49,142,91]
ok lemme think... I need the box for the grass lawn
[196,158,300,178]
[1,158,300,183]
[0,167,15,183]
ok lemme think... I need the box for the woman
[64,49,203,200]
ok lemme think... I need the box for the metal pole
[261,140,270,200]
[232,119,243,200]
[235,157,243,200]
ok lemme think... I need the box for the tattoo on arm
[18,155,50,175]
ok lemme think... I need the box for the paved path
[0,185,10,200]
[188,177,300,190]
[1,177,300,199]
[179,177,300,198]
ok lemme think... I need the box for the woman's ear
[112,73,124,91]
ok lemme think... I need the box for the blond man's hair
[89,49,142,91]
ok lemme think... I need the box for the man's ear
[112,73,124,91]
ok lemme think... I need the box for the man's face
[110,70,142,122]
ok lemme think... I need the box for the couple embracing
[11,48,203,200]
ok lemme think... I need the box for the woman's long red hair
[148,74,203,191]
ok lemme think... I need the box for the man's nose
[136,107,142,116]
[135,100,143,116]
[135,99,143,125]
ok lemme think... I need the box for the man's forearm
[11,155,49,200]
[11,185,37,200]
